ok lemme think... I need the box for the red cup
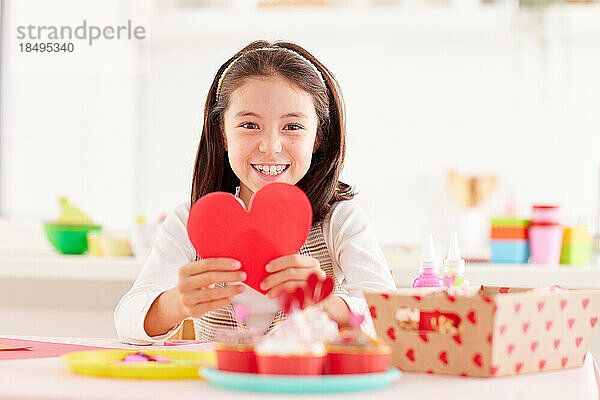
[323,344,392,374]
[215,343,257,373]
[256,353,325,375]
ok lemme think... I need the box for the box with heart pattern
[365,286,600,377]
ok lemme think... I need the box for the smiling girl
[115,40,396,344]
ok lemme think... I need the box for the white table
[1,336,599,400]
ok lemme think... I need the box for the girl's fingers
[189,285,245,304]
[265,254,319,273]
[266,280,307,299]
[180,258,242,278]
[188,297,234,318]
[261,267,323,292]
[180,270,246,292]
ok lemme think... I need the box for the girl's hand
[176,258,247,318]
[260,254,326,300]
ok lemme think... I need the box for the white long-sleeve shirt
[114,197,396,345]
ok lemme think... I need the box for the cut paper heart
[187,182,312,295]
[276,272,334,314]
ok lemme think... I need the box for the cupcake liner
[215,344,257,373]
[256,354,325,375]
[323,345,392,375]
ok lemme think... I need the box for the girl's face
[222,76,319,206]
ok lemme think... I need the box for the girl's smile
[223,76,319,207]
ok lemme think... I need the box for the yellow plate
[61,350,216,379]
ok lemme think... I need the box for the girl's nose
[258,131,282,155]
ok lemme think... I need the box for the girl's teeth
[253,164,287,176]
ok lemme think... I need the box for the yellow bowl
[61,350,216,379]
[87,233,133,257]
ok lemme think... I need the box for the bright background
[2,0,599,251]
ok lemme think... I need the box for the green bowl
[44,223,102,255]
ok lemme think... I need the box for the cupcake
[254,307,334,375]
[214,327,260,373]
[323,328,392,375]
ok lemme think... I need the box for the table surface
[1,336,599,400]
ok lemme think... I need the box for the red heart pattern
[187,182,312,295]
[507,344,515,354]
[531,341,538,352]
[591,317,598,328]
[553,339,561,349]
[515,362,523,373]
[537,301,545,312]
[514,303,521,313]
[575,337,583,347]
[560,300,568,310]
[561,357,568,367]
[473,353,483,368]
[387,327,396,341]
[406,348,415,362]
[522,322,530,333]
[369,306,377,319]
[452,334,462,345]
[545,320,553,331]
[439,351,449,365]
[467,310,477,324]
[568,318,575,329]
[419,333,429,343]
[539,360,546,370]
[582,298,590,309]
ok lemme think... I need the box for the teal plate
[201,368,401,394]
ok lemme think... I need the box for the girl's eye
[240,122,259,130]
[283,123,303,131]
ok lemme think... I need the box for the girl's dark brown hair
[191,40,354,223]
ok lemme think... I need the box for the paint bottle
[412,234,444,288]
[444,233,469,287]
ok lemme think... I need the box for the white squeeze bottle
[443,233,469,287]
[412,234,445,288]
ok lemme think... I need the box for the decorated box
[365,286,600,377]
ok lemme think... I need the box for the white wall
[2,3,600,249]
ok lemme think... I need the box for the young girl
[115,40,396,344]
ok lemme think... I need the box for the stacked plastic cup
[490,217,530,263]
[529,205,563,265]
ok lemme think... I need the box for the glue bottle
[443,233,469,287]
[412,234,445,288]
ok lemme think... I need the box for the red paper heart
[278,286,306,314]
[187,183,312,295]
[306,273,334,304]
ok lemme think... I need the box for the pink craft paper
[0,338,115,361]
[187,182,313,295]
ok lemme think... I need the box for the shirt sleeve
[323,199,396,336]
[114,202,196,345]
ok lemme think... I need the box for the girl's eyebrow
[234,111,308,119]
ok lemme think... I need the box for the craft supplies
[412,234,444,288]
[443,233,469,287]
